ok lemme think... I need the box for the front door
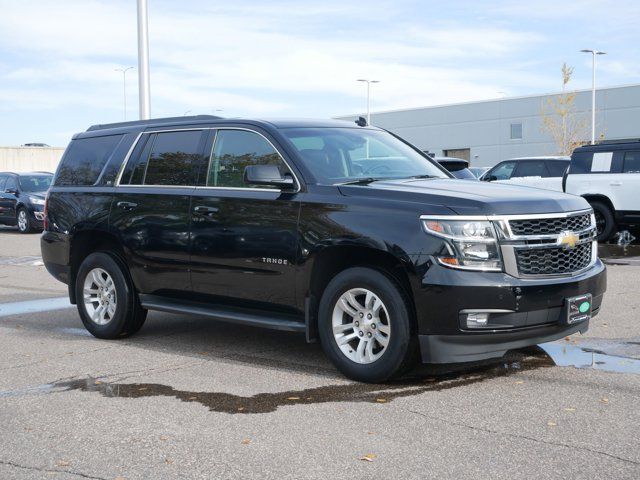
[110,129,208,296]
[0,176,19,223]
[189,128,300,311]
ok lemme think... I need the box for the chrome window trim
[115,127,301,192]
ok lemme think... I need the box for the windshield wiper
[338,177,381,185]
[406,174,439,179]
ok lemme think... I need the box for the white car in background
[481,156,570,191]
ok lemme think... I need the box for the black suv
[42,116,607,382]
[0,171,52,232]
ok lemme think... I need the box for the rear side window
[545,160,569,177]
[143,130,205,186]
[623,151,640,173]
[55,135,123,186]
[569,151,592,174]
[513,160,548,178]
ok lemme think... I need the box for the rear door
[510,160,549,190]
[618,151,640,212]
[0,175,8,221]
[111,129,208,296]
[189,128,300,311]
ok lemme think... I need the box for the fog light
[466,313,489,328]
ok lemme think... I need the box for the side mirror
[5,188,18,194]
[485,175,497,182]
[244,165,295,190]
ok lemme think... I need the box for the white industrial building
[0,146,64,173]
[337,83,640,167]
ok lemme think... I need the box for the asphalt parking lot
[1,227,639,480]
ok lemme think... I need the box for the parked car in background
[469,166,490,178]
[41,116,606,383]
[564,140,640,241]
[481,156,570,191]
[0,171,53,232]
[431,156,477,180]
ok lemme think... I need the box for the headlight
[421,217,502,271]
[30,197,45,206]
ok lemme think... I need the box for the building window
[510,123,523,140]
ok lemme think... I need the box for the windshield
[451,168,477,180]
[281,128,449,184]
[19,175,52,192]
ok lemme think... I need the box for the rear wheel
[318,267,417,383]
[590,201,616,242]
[75,252,147,339]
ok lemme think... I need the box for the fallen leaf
[188,396,198,400]
[94,380,102,385]
[159,435,169,441]
[514,380,524,385]
[564,336,571,341]
[237,407,245,411]
[367,431,375,435]
[24,426,33,431]
[564,407,576,412]
[424,377,437,383]
[198,351,209,356]
[241,439,250,445]
[165,458,174,465]
[547,421,557,427]
[376,398,387,403]
[360,454,376,462]
[56,460,71,467]
[600,397,609,404]
[114,477,127,480]
[286,396,300,401]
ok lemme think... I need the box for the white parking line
[0,297,72,318]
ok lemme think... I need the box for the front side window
[282,128,448,184]
[19,175,53,192]
[5,176,18,191]
[143,130,204,186]
[513,160,548,178]
[488,161,516,180]
[623,151,640,173]
[207,130,286,188]
[0,175,7,191]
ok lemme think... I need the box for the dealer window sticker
[591,151,613,172]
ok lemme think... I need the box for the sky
[0,0,639,146]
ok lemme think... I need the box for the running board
[139,295,305,332]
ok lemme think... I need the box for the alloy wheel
[83,268,117,325]
[332,288,391,364]
[17,210,28,232]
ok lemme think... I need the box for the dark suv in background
[42,116,606,382]
[0,171,52,233]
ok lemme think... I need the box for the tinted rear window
[569,151,592,174]
[143,130,204,186]
[623,151,640,173]
[546,160,569,177]
[55,135,123,186]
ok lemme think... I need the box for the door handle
[117,201,138,211]
[193,205,218,216]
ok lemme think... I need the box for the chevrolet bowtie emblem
[557,231,579,249]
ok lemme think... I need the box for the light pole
[357,79,380,125]
[580,49,606,144]
[115,67,133,120]
[137,0,151,119]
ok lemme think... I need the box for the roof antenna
[355,116,367,127]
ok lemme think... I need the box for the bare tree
[541,63,589,155]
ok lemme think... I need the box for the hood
[338,178,589,216]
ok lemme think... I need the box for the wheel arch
[68,230,126,304]
[304,245,417,342]
[581,194,615,213]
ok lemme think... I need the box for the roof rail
[86,115,224,132]
[594,138,640,145]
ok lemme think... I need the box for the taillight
[43,191,50,230]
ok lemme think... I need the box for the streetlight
[580,49,606,144]
[115,67,134,120]
[137,0,151,119]
[357,79,380,125]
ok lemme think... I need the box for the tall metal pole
[357,79,380,125]
[137,0,151,120]
[581,49,606,144]
[115,67,133,120]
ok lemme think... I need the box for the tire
[590,201,616,242]
[318,267,417,383]
[16,207,32,233]
[75,252,147,339]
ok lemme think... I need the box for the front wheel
[318,267,417,383]
[75,252,147,339]
[16,208,32,233]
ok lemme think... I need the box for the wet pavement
[1,232,640,479]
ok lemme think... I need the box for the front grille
[509,213,591,236]
[516,242,592,276]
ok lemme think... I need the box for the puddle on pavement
[1,339,638,414]
[598,244,640,265]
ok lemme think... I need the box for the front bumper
[414,258,607,364]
